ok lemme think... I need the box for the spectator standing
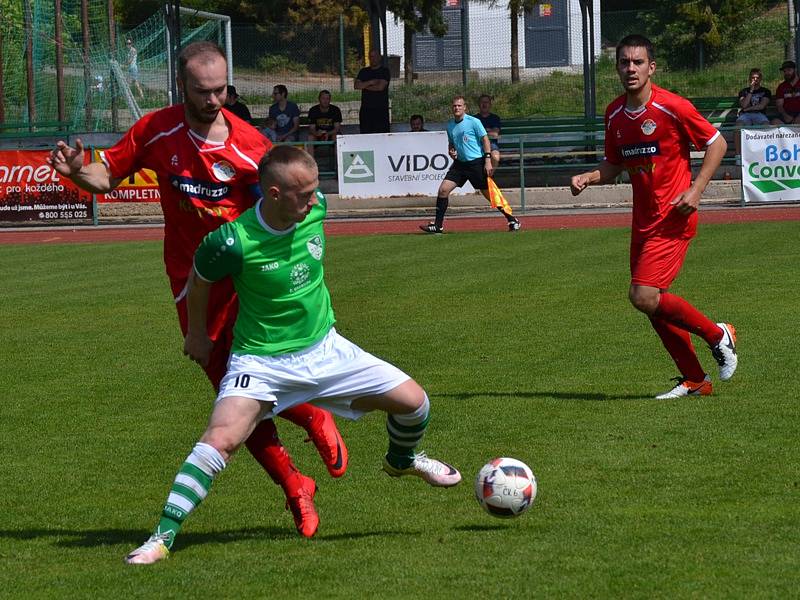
[772,60,800,125]
[354,49,391,133]
[125,38,144,99]
[409,114,427,132]
[474,94,502,168]
[735,68,771,158]
[224,85,253,123]
[269,84,301,142]
[307,90,343,156]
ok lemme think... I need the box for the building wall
[386,0,601,70]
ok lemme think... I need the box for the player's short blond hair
[258,146,317,187]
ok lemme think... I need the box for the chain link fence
[0,1,793,132]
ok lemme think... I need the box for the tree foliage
[642,0,761,69]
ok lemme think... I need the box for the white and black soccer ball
[475,457,537,518]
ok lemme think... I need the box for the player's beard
[186,101,221,125]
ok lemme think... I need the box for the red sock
[655,293,723,346]
[650,317,706,381]
[244,420,301,493]
[279,403,323,434]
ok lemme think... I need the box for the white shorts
[217,328,411,421]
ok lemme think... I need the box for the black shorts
[444,158,488,190]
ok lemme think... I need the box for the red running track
[1,206,799,245]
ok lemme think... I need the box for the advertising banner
[337,132,475,199]
[741,127,800,203]
[93,149,161,203]
[0,150,93,222]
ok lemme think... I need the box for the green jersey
[193,190,335,355]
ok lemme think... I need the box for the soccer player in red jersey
[570,34,738,399]
[47,42,346,536]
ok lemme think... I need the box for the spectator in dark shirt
[735,68,771,158]
[307,90,343,157]
[269,84,301,142]
[772,60,800,125]
[354,49,391,134]
[224,85,253,123]
[409,114,427,132]
[474,94,502,167]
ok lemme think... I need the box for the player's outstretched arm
[184,271,214,368]
[47,138,122,193]
[570,160,623,195]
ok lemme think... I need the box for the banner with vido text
[337,132,474,199]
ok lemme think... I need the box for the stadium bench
[0,120,72,138]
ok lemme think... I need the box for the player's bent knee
[628,287,659,315]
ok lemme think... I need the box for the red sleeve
[775,83,786,100]
[237,131,271,186]
[604,107,621,165]
[674,96,719,149]
[101,112,156,178]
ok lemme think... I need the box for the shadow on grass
[437,391,650,401]
[453,523,509,532]
[0,525,425,549]
[0,526,297,549]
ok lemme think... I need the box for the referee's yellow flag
[487,177,512,214]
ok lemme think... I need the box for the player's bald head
[177,42,227,84]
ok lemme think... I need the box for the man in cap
[772,60,800,125]
[224,85,253,123]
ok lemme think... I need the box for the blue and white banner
[741,127,800,203]
[336,132,474,199]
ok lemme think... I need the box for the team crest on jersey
[641,119,657,136]
[290,263,311,292]
[212,160,236,181]
[307,235,323,260]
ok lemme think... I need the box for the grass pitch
[0,221,798,598]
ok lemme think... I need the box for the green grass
[1,221,798,597]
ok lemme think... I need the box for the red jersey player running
[47,42,346,536]
[570,34,738,399]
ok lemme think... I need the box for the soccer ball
[474,457,537,518]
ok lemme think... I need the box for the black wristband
[483,152,492,159]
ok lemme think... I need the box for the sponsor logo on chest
[170,175,230,202]
[620,141,661,159]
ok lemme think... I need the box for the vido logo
[342,151,375,183]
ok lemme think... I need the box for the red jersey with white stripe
[102,105,271,280]
[604,84,719,241]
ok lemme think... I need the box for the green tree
[387,0,446,84]
[642,0,760,69]
[484,0,536,83]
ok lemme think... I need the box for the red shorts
[171,276,238,392]
[630,236,691,289]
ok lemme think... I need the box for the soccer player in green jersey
[125,145,462,565]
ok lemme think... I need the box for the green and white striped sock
[386,394,430,469]
[155,442,226,549]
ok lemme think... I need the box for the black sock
[435,197,449,228]
[497,207,516,222]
